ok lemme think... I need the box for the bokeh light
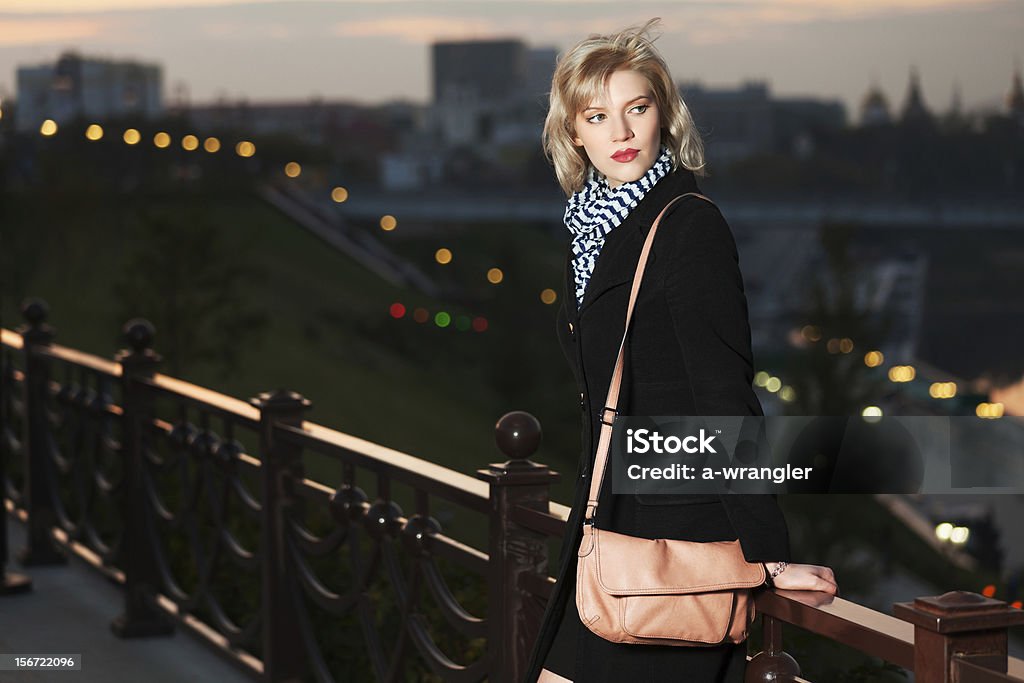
[284,162,301,178]
[40,119,58,136]
[434,311,451,328]
[487,268,503,284]
[976,402,1005,419]
[801,325,822,342]
[204,137,221,153]
[235,140,256,157]
[412,307,429,323]
[888,366,915,382]
[85,124,103,141]
[472,317,488,332]
[455,315,470,331]
[540,288,557,304]
[181,134,199,151]
[380,215,397,231]
[389,303,406,319]
[331,186,349,203]
[864,350,884,367]
[123,128,141,145]
[435,248,452,265]
[153,132,171,148]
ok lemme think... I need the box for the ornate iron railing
[2,298,1023,683]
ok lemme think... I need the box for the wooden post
[746,613,801,682]
[251,388,310,683]
[15,298,66,566]
[111,319,174,637]
[894,590,1024,682]
[1,334,32,595]
[476,411,559,683]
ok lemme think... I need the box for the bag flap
[594,530,766,595]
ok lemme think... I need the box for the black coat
[522,167,791,683]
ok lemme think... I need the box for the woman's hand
[766,562,838,595]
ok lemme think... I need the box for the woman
[526,19,838,683]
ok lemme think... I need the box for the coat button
[579,392,585,410]
[568,321,574,335]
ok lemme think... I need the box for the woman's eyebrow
[583,95,652,113]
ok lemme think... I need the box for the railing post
[894,590,1024,682]
[250,388,311,683]
[111,319,174,637]
[15,298,66,566]
[476,411,559,683]
[1,339,32,595]
[746,612,801,682]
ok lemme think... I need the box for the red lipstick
[611,148,639,163]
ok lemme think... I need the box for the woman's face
[572,68,662,189]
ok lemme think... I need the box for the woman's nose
[611,116,633,142]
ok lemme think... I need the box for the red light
[413,307,429,323]
[389,303,406,319]
[982,584,996,598]
[1012,601,1022,609]
[472,316,488,332]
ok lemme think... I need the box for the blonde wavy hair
[542,18,707,197]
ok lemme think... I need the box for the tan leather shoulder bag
[575,192,767,646]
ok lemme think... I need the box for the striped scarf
[564,145,674,309]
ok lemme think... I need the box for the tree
[111,208,268,378]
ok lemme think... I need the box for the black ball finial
[495,411,542,460]
[122,318,155,353]
[20,298,49,326]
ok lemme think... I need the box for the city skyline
[0,0,1021,118]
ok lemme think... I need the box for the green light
[455,315,470,331]
[435,312,451,328]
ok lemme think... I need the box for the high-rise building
[430,39,554,148]
[679,80,775,166]
[432,40,527,105]
[15,52,162,132]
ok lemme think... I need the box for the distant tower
[949,81,963,119]
[860,76,891,127]
[899,65,932,124]
[940,80,969,132]
[1007,60,1024,124]
[171,80,190,113]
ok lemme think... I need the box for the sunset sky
[0,0,1020,118]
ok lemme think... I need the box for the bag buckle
[599,406,618,426]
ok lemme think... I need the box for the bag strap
[584,191,717,525]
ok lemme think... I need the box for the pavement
[0,515,256,683]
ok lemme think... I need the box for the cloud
[200,21,296,40]
[0,18,106,46]
[330,16,502,44]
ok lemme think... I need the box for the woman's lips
[611,149,639,163]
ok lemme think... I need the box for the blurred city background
[1,1,1023,681]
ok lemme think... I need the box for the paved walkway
[1,516,255,683]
